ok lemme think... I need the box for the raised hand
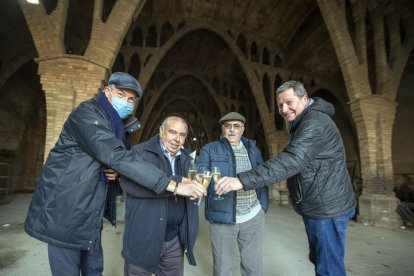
[215,177,243,195]
[168,180,207,200]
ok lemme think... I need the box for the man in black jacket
[121,116,199,276]
[216,81,357,276]
[25,73,205,276]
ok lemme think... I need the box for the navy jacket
[238,98,357,218]
[121,135,199,273]
[197,136,269,224]
[25,97,171,251]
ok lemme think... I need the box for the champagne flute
[187,164,197,180]
[195,170,212,205]
[212,166,224,200]
[192,166,205,205]
[196,166,205,183]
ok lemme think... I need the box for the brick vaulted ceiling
[0,0,339,152]
[140,0,317,48]
[131,0,338,147]
[0,0,342,156]
[0,0,335,88]
[136,0,335,76]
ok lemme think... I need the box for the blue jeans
[48,231,103,276]
[303,210,355,276]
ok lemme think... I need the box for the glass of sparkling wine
[196,167,205,182]
[192,166,205,205]
[187,164,197,180]
[195,170,212,205]
[212,166,223,200]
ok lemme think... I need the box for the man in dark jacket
[196,112,269,276]
[216,81,357,276]
[25,73,206,276]
[121,116,199,276]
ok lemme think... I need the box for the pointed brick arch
[132,22,287,150]
[136,23,265,91]
[317,0,414,227]
[139,97,212,145]
[136,72,226,141]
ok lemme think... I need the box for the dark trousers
[48,232,103,276]
[124,236,184,276]
[303,209,355,276]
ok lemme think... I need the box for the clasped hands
[105,168,242,199]
[174,176,243,200]
[104,168,118,181]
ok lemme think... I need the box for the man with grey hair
[197,111,269,276]
[216,81,356,276]
[122,116,200,276]
[25,73,206,276]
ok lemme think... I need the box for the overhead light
[26,0,40,4]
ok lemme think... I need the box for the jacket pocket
[210,154,229,174]
[210,154,229,164]
[291,177,303,204]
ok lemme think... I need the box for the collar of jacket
[219,135,256,150]
[288,97,334,133]
[123,115,141,133]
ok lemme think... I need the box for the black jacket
[238,98,357,218]
[104,115,141,226]
[121,135,199,273]
[25,97,171,251]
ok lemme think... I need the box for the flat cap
[219,112,246,124]
[108,72,142,98]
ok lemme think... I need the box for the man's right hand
[166,180,206,200]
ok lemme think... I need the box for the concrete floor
[1,193,414,276]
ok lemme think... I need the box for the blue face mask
[111,95,134,119]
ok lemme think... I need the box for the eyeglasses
[111,88,139,104]
[222,123,244,130]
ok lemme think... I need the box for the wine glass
[194,170,212,205]
[212,166,223,200]
[192,166,205,205]
[187,164,197,180]
[196,166,205,182]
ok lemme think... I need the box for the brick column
[350,96,402,228]
[37,56,108,158]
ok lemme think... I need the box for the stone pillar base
[269,182,290,205]
[269,185,280,203]
[279,189,290,205]
[357,194,402,228]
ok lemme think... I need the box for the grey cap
[219,112,246,124]
[108,72,142,98]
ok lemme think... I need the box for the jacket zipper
[295,178,303,204]
[225,139,255,225]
